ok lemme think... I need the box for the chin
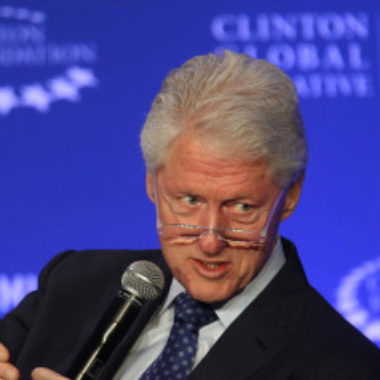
[187,286,233,304]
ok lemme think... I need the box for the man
[1,50,379,380]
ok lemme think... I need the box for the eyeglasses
[153,175,285,249]
[156,222,269,249]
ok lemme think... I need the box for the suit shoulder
[43,248,162,268]
[37,248,164,290]
[300,285,380,361]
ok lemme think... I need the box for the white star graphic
[0,6,14,19]
[0,87,18,115]
[30,11,45,24]
[66,67,98,88]
[20,84,51,112]
[49,77,79,102]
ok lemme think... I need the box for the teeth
[202,261,222,269]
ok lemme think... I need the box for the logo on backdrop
[0,273,37,317]
[0,6,98,116]
[335,257,380,345]
[210,12,374,98]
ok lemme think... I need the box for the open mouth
[194,259,229,274]
[201,261,224,269]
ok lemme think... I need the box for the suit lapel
[69,241,308,379]
[190,239,309,380]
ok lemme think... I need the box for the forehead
[157,132,278,199]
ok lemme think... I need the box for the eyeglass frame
[151,171,287,249]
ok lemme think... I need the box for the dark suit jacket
[1,238,380,379]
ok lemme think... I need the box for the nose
[198,229,226,255]
[196,205,227,255]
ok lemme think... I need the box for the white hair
[140,50,307,187]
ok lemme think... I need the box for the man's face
[147,132,301,303]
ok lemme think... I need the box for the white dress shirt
[114,238,286,380]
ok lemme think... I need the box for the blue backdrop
[1,0,379,346]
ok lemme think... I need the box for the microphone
[72,260,165,380]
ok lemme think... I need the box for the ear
[146,171,156,203]
[281,172,305,221]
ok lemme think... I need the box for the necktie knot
[139,292,217,379]
[173,292,217,328]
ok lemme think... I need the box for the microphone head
[121,260,165,302]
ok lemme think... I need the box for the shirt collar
[214,237,286,328]
[159,237,286,328]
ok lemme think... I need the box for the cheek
[161,243,190,280]
[234,250,265,284]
